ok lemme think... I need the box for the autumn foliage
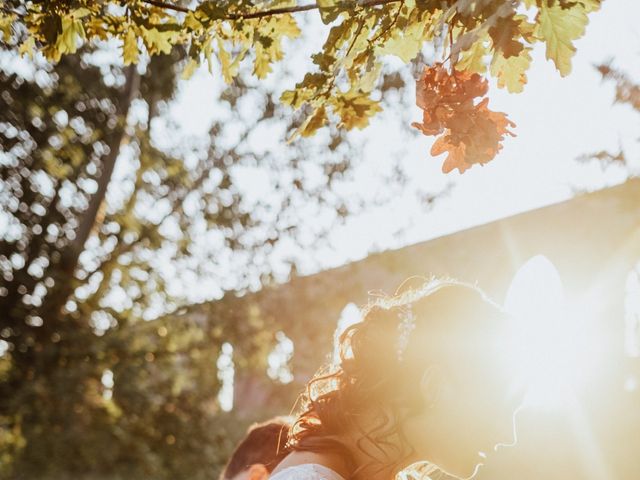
[412,63,516,174]
[0,0,603,177]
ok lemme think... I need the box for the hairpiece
[396,305,416,362]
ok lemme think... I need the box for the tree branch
[61,65,140,276]
[141,0,402,20]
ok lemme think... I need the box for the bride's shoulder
[270,464,346,480]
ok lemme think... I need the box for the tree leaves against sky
[0,0,601,173]
[576,62,640,177]
[0,12,433,476]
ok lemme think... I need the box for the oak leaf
[123,28,139,66]
[413,63,515,173]
[537,1,588,76]
[490,47,532,93]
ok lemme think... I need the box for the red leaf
[413,63,516,174]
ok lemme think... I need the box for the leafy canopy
[1,0,601,172]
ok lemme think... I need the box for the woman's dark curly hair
[286,277,503,479]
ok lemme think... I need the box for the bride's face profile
[401,286,522,479]
[287,282,522,480]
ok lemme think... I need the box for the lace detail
[270,464,346,480]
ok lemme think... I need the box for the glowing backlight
[504,256,600,408]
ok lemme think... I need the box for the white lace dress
[269,464,346,480]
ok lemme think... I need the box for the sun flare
[504,256,602,408]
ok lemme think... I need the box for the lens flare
[504,255,601,408]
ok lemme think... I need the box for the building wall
[188,179,640,478]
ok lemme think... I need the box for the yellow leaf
[343,17,375,69]
[203,38,214,73]
[280,73,329,108]
[318,0,341,25]
[181,58,199,80]
[70,8,92,19]
[0,13,15,42]
[184,12,203,30]
[253,41,271,79]
[524,0,600,11]
[85,18,110,40]
[490,47,532,93]
[300,106,328,137]
[332,91,382,130]
[274,14,301,39]
[217,38,235,83]
[376,22,425,63]
[56,16,86,57]
[43,151,72,180]
[577,0,601,13]
[142,27,179,55]
[19,37,36,59]
[360,59,382,92]
[123,28,139,65]
[266,0,296,7]
[450,28,480,63]
[280,90,297,106]
[457,39,487,74]
[537,2,588,76]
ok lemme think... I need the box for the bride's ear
[420,365,446,408]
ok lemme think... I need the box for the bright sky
[166,1,640,282]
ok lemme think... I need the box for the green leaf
[537,1,588,76]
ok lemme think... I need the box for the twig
[369,0,403,45]
[0,5,24,16]
[141,0,402,20]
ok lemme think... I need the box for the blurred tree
[0,16,434,477]
[578,63,640,176]
[0,48,229,479]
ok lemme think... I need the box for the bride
[270,278,523,480]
